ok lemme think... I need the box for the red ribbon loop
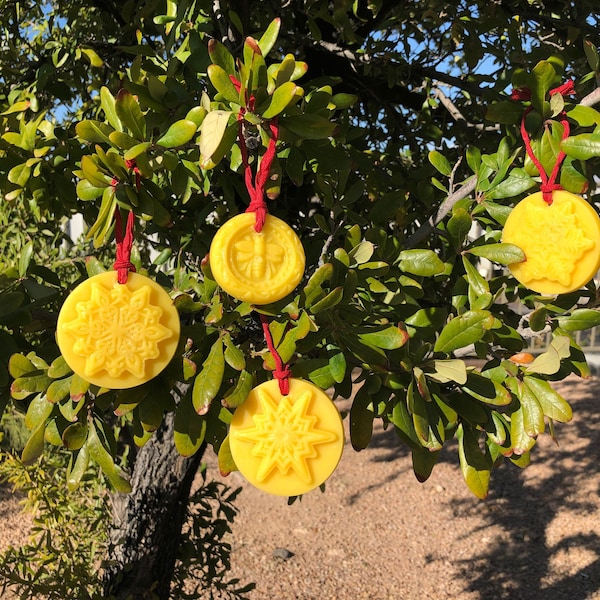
[260,314,291,396]
[113,210,136,284]
[512,80,575,205]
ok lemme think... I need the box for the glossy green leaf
[557,308,600,331]
[25,393,53,430]
[46,376,72,403]
[67,443,90,491]
[115,89,146,140]
[524,376,572,423]
[428,150,452,176]
[567,105,600,127]
[21,420,46,465]
[75,120,114,144]
[222,370,253,409]
[457,423,491,499]
[262,82,299,118]
[517,379,545,437]
[398,249,445,276]
[208,39,236,75]
[192,337,224,415]
[8,353,36,378]
[257,17,281,57]
[359,325,409,350]
[561,133,600,160]
[174,392,207,457]
[88,420,131,492]
[466,243,525,265]
[310,286,343,313]
[47,355,71,379]
[524,345,561,375]
[207,64,240,104]
[434,310,494,353]
[486,170,535,199]
[18,241,33,277]
[224,335,246,370]
[462,372,512,406]
[100,86,122,131]
[62,422,88,450]
[156,119,198,148]
[510,405,537,455]
[11,374,53,399]
[217,435,237,476]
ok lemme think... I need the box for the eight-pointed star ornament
[229,379,345,496]
[56,271,180,389]
[502,190,600,295]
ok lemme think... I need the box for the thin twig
[405,175,477,248]
[580,87,600,107]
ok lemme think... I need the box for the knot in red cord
[124,158,142,191]
[540,181,563,204]
[113,210,136,284]
[274,365,291,396]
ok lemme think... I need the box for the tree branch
[405,175,477,248]
[581,87,600,107]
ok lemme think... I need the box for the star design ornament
[57,271,180,389]
[502,190,600,295]
[229,379,344,496]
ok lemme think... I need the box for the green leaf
[486,170,535,199]
[21,420,46,465]
[67,442,90,491]
[262,82,299,118]
[447,208,472,248]
[47,355,71,379]
[557,308,600,331]
[510,405,536,455]
[76,178,105,201]
[199,110,232,161]
[207,64,241,104]
[217,435,237,476]
[8,354,35,379]
[349,384,374,450]
[358,325,409,350]
[434,310,494,353]
[524,376,572,423]
[224,334,246,370]
[257,17,281,57]
[208,39,236,75]
[567,105,600,127]
[517,379,544,437]
[62,422,88,450]
[18,241,33,277]
[192,337,225,415]
[466,243,525,265]
[429,359,467,385]
[156,119,198,148]
[398,249,445,277]
[25,393,53,429]
[279,114,337,139]
[115,89,146,140]
[561,133,600,160]
[457,423,491,499]
[485,101,523,125]
[310,286,343,313]
[76,120,114,144]
[524,345,561,375]
[100,86,122,131]
[174,391,207,457]
[222,370,253,409]
[428,150,452,176]
[462,372,512,406]
[88,420,131,492]
[46,377,72,403]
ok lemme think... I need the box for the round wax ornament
[229,378,344,496]
[209,213,305,304]
[502,190,600,295]
[56,271,180,389]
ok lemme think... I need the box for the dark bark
[102,413,204,600]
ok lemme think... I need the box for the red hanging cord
[113,209,136,284]
[230,76,279,232]
[260,314,291,396]
[512,81,576,205]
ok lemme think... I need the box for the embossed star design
[514,201,595,286]
[234,387,337,483]
[62,282,171,379]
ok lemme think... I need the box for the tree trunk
[102,413,203,600]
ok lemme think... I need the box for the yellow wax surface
[209,213,305,304]
[502,190,600,295]
[56,271,180,389]
[229,378,344,497]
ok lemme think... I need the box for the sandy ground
[1,375,600,599]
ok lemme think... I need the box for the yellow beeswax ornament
[229,378,344,496]
[502,190,600,295]
[209,212,305,304]
[57,271,180,389]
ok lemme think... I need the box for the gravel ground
[1,375,600,600]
